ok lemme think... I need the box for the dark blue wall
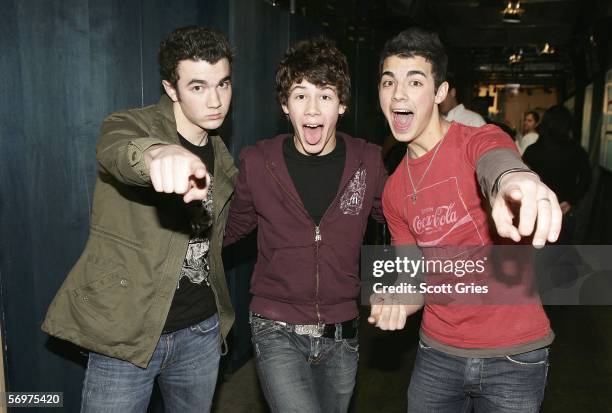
[1,1,381,411]
[0,0,227,410]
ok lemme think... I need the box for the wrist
[492,168,538,196]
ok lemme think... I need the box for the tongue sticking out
[393,112,414,131]
[303,125,323,145]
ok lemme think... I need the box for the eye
[381,79,394,88]
[218,80,231,89]
[321,95,333,101]
[295,94,305,100]
[192,85,203,92]
[409,80,423,87]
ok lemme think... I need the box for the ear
[162,80,179,102]
[434,81,449,104]
[338,104,347,116]
[281,103,290,116]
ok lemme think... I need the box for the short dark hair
[379,27,447,90]
[525,110,540,124]
[538,105,572,143]
[158,26,233,86]
[275,37,351,107]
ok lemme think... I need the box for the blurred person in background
[516,110,540,155]
[523,105,590,244]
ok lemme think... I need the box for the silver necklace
[405,134,447,204]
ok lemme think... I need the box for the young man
[438,74,486,127]
[223,37,387,412]
[370,27,561,412]
[42,26,237,412]
[516,110,541,155]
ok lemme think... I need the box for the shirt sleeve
[382,175,416,245]
[223,146,259,246]
[370,146,388,223]
[464,124,518,169]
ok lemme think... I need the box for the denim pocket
[505,347,549,366]
[250,316,282,340]
[342,337,359,353]
[191,315,219,336]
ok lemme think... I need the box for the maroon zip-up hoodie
[224,133,387,324]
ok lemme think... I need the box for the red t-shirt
[382,122,551,349]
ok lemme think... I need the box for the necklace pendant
[411,193,417,204]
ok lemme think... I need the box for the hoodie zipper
[314,225,322,323]
[266,160,363,325]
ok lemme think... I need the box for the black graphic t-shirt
[163,133,217,333]
[283,136,346,224]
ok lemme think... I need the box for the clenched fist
[144,144,211,203]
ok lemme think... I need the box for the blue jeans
[408,340,549,413]
[81,314,220,413]
[250,314,359,413]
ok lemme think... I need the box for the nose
[391,81,407,101]
[305,97,320,116]
[206,88,222,109]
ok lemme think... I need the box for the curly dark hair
[275,37,351,107]
[158,26,233,86]
[379,27,447,90]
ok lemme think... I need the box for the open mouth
[302,123,324,145]
[392,109,414,131]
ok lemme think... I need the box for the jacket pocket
[72,266,132,322]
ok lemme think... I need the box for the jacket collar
[210,136,236,218]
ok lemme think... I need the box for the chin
[302,143,324,155]
[201,119,225,130]
[391,131,413,143]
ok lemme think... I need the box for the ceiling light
[508,48,523,65]
[539,42,555,55]
[502,1,524,23]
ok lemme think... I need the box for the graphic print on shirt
[403,177,482,247]
[179,175,214,288]
[340,168,366,215]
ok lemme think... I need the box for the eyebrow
[187,76,231,86]
[407,70,427,77]
[381,70,427,78]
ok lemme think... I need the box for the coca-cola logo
[412,202,458,235]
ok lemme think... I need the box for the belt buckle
[294,323,323,337]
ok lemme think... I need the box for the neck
[173,101,208,146]
[407,108,450,158]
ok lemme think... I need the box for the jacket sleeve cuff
[125,138,169,182]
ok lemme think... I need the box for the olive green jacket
[42,95,237,368]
